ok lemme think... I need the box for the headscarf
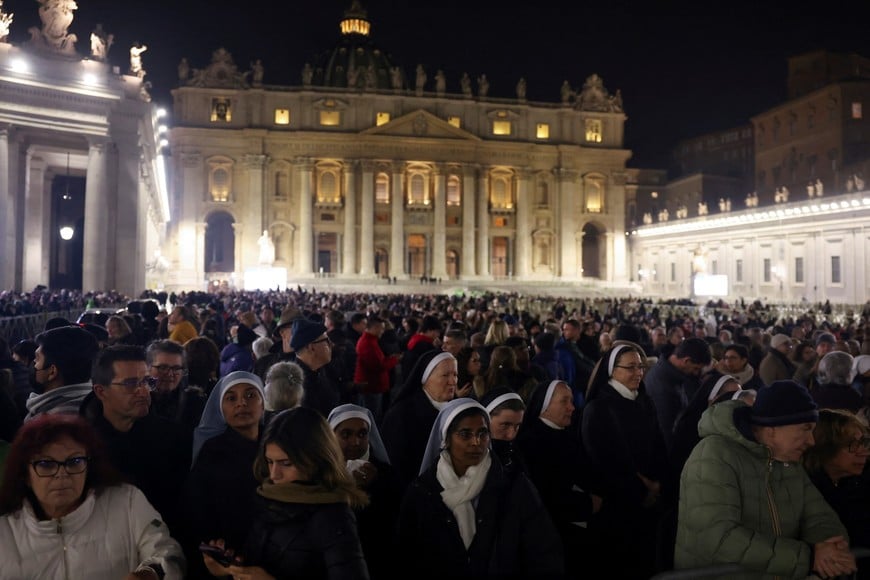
[327,404,390,465]
[421,398,492,549]
[393,349,455,405]
[707,374,739,403]
[192,370,265,465]
[480,386,524,415]
[586,341,646,402]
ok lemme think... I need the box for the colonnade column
[431,165,448,279]
[389,165,404,278]
[557,168,579,279]
[358,161,375,276]
[295,158,314,275]
[243,154,268,272]
[515,169,531,278]
[476,168,490,277]
[342,161,357,275]
[0,127,13,290]
[195,222,207,287]
[605,231,615,284]
[22,152,49,290]
[82,140,109,291]
[461,165,476,277]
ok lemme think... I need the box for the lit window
[491,178,512,208]
[409,174,428,205]
[211,98,231,122]
[447,116,461,128]
[376,112,390,126]
[447,176,461,206]
[318,172,339,203]
[494,217,508,227]
[853,102,863,119]
[493,120,512,135]
[585,119,602,143]
[375,174,389,204]
[274,108,290,125]
[320,110,341,126]
[208,163,232,202]
[585,178,603,213]
[536,123,550,139]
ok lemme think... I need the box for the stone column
[295,158,314,275]
[232,222,244,286]
[461,166,476,277]
[606,231,615,283]
[175,152,203,289]
[359,161,375,276]
[431,166,448,279]
[243,154,268,271]
[515,169,531,277]
[22,153,50,290]
[114,136,144,295]
[195,222,207,287]
[389,165,404,278]
[0,127,12,290]
[82,140,109,291]
[577,231,586,278]
[477,169,490,277]
[342,161,357,275]
[557,168,579,279]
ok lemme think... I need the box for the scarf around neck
[436,449,491,549]
[257,480,348,505]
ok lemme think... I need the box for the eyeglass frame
[453,428,491,443]
[310,336,332,347]
[109,376,158,392]
[614,364,647,372]
[30,456,90,477]
[150,364,187,376]
[847,436,870,454]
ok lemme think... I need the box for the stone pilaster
[23,153,49,290]
[82,139,109,291]
[477,169,490,277]
[359,161,375,276]
[389,165,404,278]
[342,161,357,275]
[295,158,314,275]
[431,166,447,279]
[461,166,476,277]
[556,168,579,279]
[515,168,531,277]
[243,154,268,272]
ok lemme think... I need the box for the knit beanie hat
[750,380,818,427]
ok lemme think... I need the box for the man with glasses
[290,318,340,417]
[146,339,206,431]
[24,326,99,421]
[81,345,192,537]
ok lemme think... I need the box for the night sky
[4,0,870,168]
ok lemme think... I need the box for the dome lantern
[340,0,370,37]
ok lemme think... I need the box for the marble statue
[302,62,313,86]
[347,66,360,88]
[856,174,866,191]
[807,181,816,198]
[516,77,527,101]
[698,201,708,216]
[460,73,472,98]
[258,230,275,266]
[250,59,264,86]
[89,23,112,61]
[477,74,489,97]
[658,208,669,222]
[29,0,78,54]
[435,70,446,95]
[177,57,190,82]
[415,64,426,94]
[0,1,12,43]
[814,178,823,197]
[642,212,653,225]
[846,175,855,192]
[610,89,623,112]
[130,43,147,77]
[365,64,376,89]
[718,198,727,212]
[560,80,572,104]
[390,66,403,89]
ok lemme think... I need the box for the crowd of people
[1,285,870,578]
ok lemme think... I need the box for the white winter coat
[0,483,185,579]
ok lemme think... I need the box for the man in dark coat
[812,351,862,413]
[288,318,339,417]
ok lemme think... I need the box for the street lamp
[59,226,74,240]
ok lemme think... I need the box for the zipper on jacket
[56,519,70,580]
[765,458,783,580]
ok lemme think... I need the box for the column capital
[293,156,314,171]
[553,167,579,181]
[359,159,376,173]
[514,167,532,180]
[181,152,202,168]
[462,163,481,178]
[86,136,110,151]
[243,154,269,169]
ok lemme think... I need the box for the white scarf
[608,378,638,401]
[436,449,491,549]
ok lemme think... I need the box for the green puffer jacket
[674,400,847,579]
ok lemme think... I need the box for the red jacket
[354,332,398,394]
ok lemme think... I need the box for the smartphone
[198,543,234,567]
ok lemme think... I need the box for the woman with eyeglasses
[184,371,266,579]
[804,408,870,569]
[580,340,669,578]
[396,398,563,578]
[0,414,185,579]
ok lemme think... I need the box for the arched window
[207,158,233,202]
[447,176,461,206]
[491,177,511,208]
[319,171,339,203]
[273,167,289,199]
[584,175,605,213]
[375,173,390,204]
[410,174,426,205]
[536,180,549,206]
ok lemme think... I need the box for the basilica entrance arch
[582,222,605,279]
[205,211,235,273]
[375,248,389,278]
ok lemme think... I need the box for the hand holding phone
[198,543,234,568]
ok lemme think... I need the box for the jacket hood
[697,399,767,457]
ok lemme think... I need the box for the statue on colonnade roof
[576,73,624,113]
[0,0,13,43]
[27,0,78,55]
[186,48,250,89]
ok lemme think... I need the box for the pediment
[361,109,480,141]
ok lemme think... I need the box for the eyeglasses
[454,428,491,443]
[310,337,332,347]
[110,377,158,392]
[151,364,187,376]
[615,364,647,372]
[30,456,90,477]
[848,437,870,454]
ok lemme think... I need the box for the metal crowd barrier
[0,309,86,344]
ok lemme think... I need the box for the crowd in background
[1,285,870,578]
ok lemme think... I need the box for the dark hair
[145,339,186,367]
[366,316,384,328]
[804,409,866,474]
[444,329,468,342]
[724,343,749,360]
[350,312,367,325]
[253,407,368,508]
[184,337,221,390]
[12,339,37,362]
[36,326,99,384]
[0,415,123,516]
[534,331,556,351]
[91,345,146,386]
[674,337,712,364]
[420,315,442,333]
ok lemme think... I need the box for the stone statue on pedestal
[435,70,446,95]
[814,178,823,197]
[0,1,14,43]
[477,74,489,97]
[89,23,112,61]
[258,230,275,266]
[178,57,190,82]
[460,73,472,98]
[415,64,427,94]
[516,77,527,101]
[560,80,572,105]
[302,63,313,86]
[250,59,264,86]
[28,0,77,54]
[390,66,403,89]
[130,43,147,77]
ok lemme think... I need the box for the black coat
[353,457,402,580]
[243,494,369,580]
[397,454,564,578]
[809,470,870,579]
[380,388,439,489]
[293,356,340,418]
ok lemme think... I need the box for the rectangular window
[274,108,290,125]
[795,257,804,283]
[711,260,718,275]
[493,120,512,135]
[585,119,603,143]
[670,262,676,283]
[319,110,341,126]
[763,258,771,283]
[494,217,508,227]
[832,256,841,284]
[210,98,231,122]
[736,259,743,282]
[853,102,863,119]
[376,112,390,126]
[536,123,550,139]
[447,116,461,128]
